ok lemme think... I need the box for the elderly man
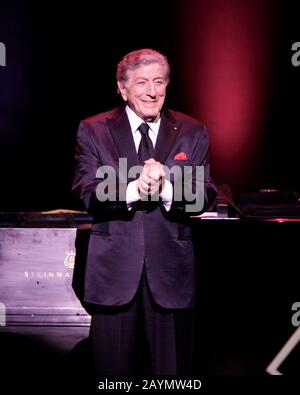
[72,48,217,375]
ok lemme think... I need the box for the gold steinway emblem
[64,250,76,269]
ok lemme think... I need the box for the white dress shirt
[125,106,173,211]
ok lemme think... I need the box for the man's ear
[117,81,127,100]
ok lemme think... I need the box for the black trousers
[90,267,195,376]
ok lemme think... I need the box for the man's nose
[146,82,157,96]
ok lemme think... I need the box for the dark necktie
[138,122,154,164]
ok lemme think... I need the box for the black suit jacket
[72,106,217,309]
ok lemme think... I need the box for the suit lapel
[106,107,179,170]
[154,110,179,164]
[106,106,139,172]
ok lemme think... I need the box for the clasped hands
[137,158,165,199]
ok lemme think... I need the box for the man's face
[118,63,168,122]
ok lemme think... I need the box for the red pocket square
[173,152,188,160]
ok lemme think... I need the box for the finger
[159,165,166,178]
[154,162,165,178]
[140,173,152,185]
[148,170,160,181]
[139,180,150,194]
[145,163,162,180]
[138,182,150,197]
[148,186,160,196]
[144,158,156,165]
[148,181,161,192]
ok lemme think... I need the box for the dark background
[1,1,300,388]
[0,0,300,211]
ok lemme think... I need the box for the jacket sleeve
[71,121,129,217]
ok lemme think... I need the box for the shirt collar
[125,105,160,136]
